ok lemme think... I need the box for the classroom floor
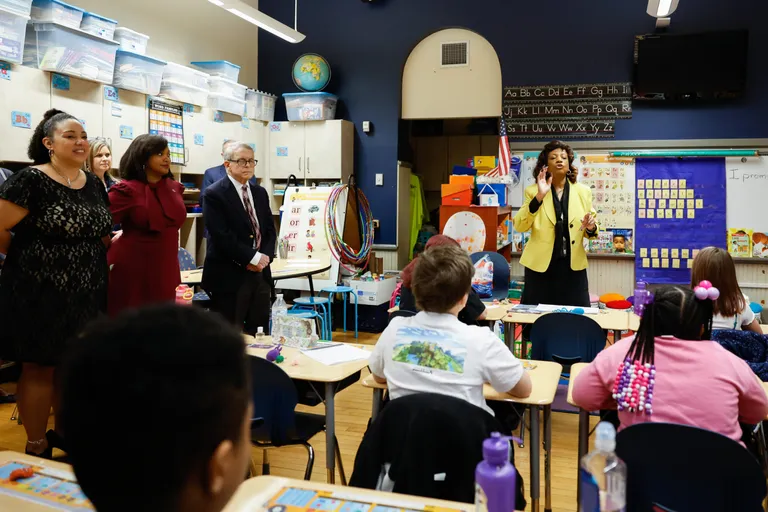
[0,330,599,512]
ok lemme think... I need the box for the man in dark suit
[202,142,276,334]
[201,140,257,200]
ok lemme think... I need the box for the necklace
[51,161,79,188]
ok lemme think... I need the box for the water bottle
[493,320,504,341]
[271,294,288,338]
[633,281,649,317]
[475,433,516,512]
[579,422,626,512]
[175,285,192,305]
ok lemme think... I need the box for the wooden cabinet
[0,66,51,162]
[50,76,104,136]
[267,120,353,181]
[439,205,513,261]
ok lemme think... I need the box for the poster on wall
[578,155,635,230]
[148,99,185,165]
[634,158,727,284]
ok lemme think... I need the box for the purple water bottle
[633,281,649,317]
[475,433,516,512]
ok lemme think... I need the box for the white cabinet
[181,107,245,174]
[101,90,147,165]
[0,66,50,162]
[50,76,104,136]
[267,120,353,181]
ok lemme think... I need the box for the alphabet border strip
[503,100,633,120]
[503,83,633,103]
[505,118,617,139]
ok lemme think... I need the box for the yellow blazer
[513,183,599,273]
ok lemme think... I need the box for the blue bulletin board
[635,158,726,284]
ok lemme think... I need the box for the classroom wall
[258,0,768,245]
[71,0,260,87]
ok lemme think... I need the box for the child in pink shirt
[572,284,768,445]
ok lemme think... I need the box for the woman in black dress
[0,109,112,458]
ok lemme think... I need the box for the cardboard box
[344,276,398,306]
[449,175,475,187]
[441,183,472,206]
[473,156,497,170]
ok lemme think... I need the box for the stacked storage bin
[159,61,210,107]
[190,60,245,116]
[0,0,31,64]
[245,89,277,122]
[113,27,148,55]
[113,50,166,95]
[79,11,116,40]
[0,0,32,16]
[283,92,338,121]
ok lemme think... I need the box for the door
[304,120,342,180]
[239,119,267,179]
[0,66,50,162]
[102,89,147,165]
[267,122,305,179]
[50,76,104,137]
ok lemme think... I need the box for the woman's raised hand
[536,167,552,201]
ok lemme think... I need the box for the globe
[292,53,331,92]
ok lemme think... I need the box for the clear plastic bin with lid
[113,50,166,96]
[190,60,240,82]
[113,26,149,55]
[0,0,32,16]
[0,6,29,64]
[79,11,117,40]
[30,0,83,29]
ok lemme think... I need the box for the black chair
[530,313,605,375]
[249,356,346,482]
[616,423,767,512]
[389,309,416,321]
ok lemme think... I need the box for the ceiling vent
[441,41,469,67]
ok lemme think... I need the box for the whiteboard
[726,156,768,233]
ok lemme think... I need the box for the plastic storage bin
[159,80,208,107]
[208,92,246,116]
[245,89,277,122]
[113,26,148,55]
[0,7,29,64]
[113,49,166,95]
[80,11,116,40]
[283,92,337,121]
[190,60,239,82]
[23,22,118,83]
[208,76,246,101]
[0,0,32,16]
[163,61,209,91]
[30,0,83,29]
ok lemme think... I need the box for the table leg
[576,408,589,505]
[613,329,622,344]
[504,322,515,351]
[529,405,540,512]
[544,405,552,512]
[371,388,383,421]
[325,382,336,484]
[308,275,316,297]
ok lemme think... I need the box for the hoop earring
[48,149,54,158]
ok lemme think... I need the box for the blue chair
[615,423,766,512]
[530,313,605,374]
[249,356,346,482]
[321,285,359,339]
[291,296,331,340]
[177,247,210,304]
[470,251,510,302]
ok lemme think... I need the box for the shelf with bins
[439,204,514,261]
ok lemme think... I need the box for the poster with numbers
[148,99,185,165]
[577,155,635,230]
[635,158,727,284]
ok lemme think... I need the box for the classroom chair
[176,248,211,304]
[469,251,510,302]
[615,423,766,512]
[292,296,332,340]
[248,356,346,482]
[389,309,417,321]
[321,285,359,339]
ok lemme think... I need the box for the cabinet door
[239,120,267,179]
[0,66,50,162]
[182,106,218,175]
[304,120,345,180]
[268,122,305,179]
[50,76,104,136]
[101,90,147,165]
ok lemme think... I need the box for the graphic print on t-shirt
[392,327,466,374]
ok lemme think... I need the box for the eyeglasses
[229,159,258,167]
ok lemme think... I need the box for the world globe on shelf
[292,53,331,92]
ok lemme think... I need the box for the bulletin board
[277,186,347,292]
[635,158,727,284]
[578,155,635,229]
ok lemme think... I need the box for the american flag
[486,118,511,177]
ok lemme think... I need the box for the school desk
[222,475,525,512]
[630,313,641,332]
[246,338,371,485]
[0,451,86,511]
[271,259,332,296]
[503,310,629,357]
[361,360,562,512]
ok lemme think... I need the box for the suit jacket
[513,182,599,273]
[202,177,276,294]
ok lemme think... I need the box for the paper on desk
[303,344,370,365]
[536,304,600,315]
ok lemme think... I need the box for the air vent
[441,41,469,67]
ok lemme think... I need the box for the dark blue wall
[258,0,768,245]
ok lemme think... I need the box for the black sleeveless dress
[0,168,112,365]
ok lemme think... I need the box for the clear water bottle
[271,294,288,338]
[579,422,626,512]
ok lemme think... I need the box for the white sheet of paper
[535,304,601,315]
[303,344,370,366]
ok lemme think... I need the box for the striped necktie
[241,184,262,250]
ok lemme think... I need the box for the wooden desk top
[504,309,629,331]
[629,313,641,332]
[245,336,371,383]
[762,324,768,334]
[567,362,588,407]
[180,268,203,285]
[362,360,562,406]
[223,475,500,512]
[0,451,84,511]
[270,259,331,280]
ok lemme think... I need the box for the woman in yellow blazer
[513,141,598,307]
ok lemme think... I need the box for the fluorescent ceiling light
[647,0,679,17]
[207,0,305,43]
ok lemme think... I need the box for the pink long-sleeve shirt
[572,336,768,444]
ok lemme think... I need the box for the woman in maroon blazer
[107,135,186,316]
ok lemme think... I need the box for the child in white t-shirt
[370,245,532,416]
[691,246,762,333]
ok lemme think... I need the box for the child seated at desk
[60,305,253,512]
[572,285,768,445]
[370,244,532,417]
[691,246,762,333]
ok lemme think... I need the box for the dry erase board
[725,156,768,232]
